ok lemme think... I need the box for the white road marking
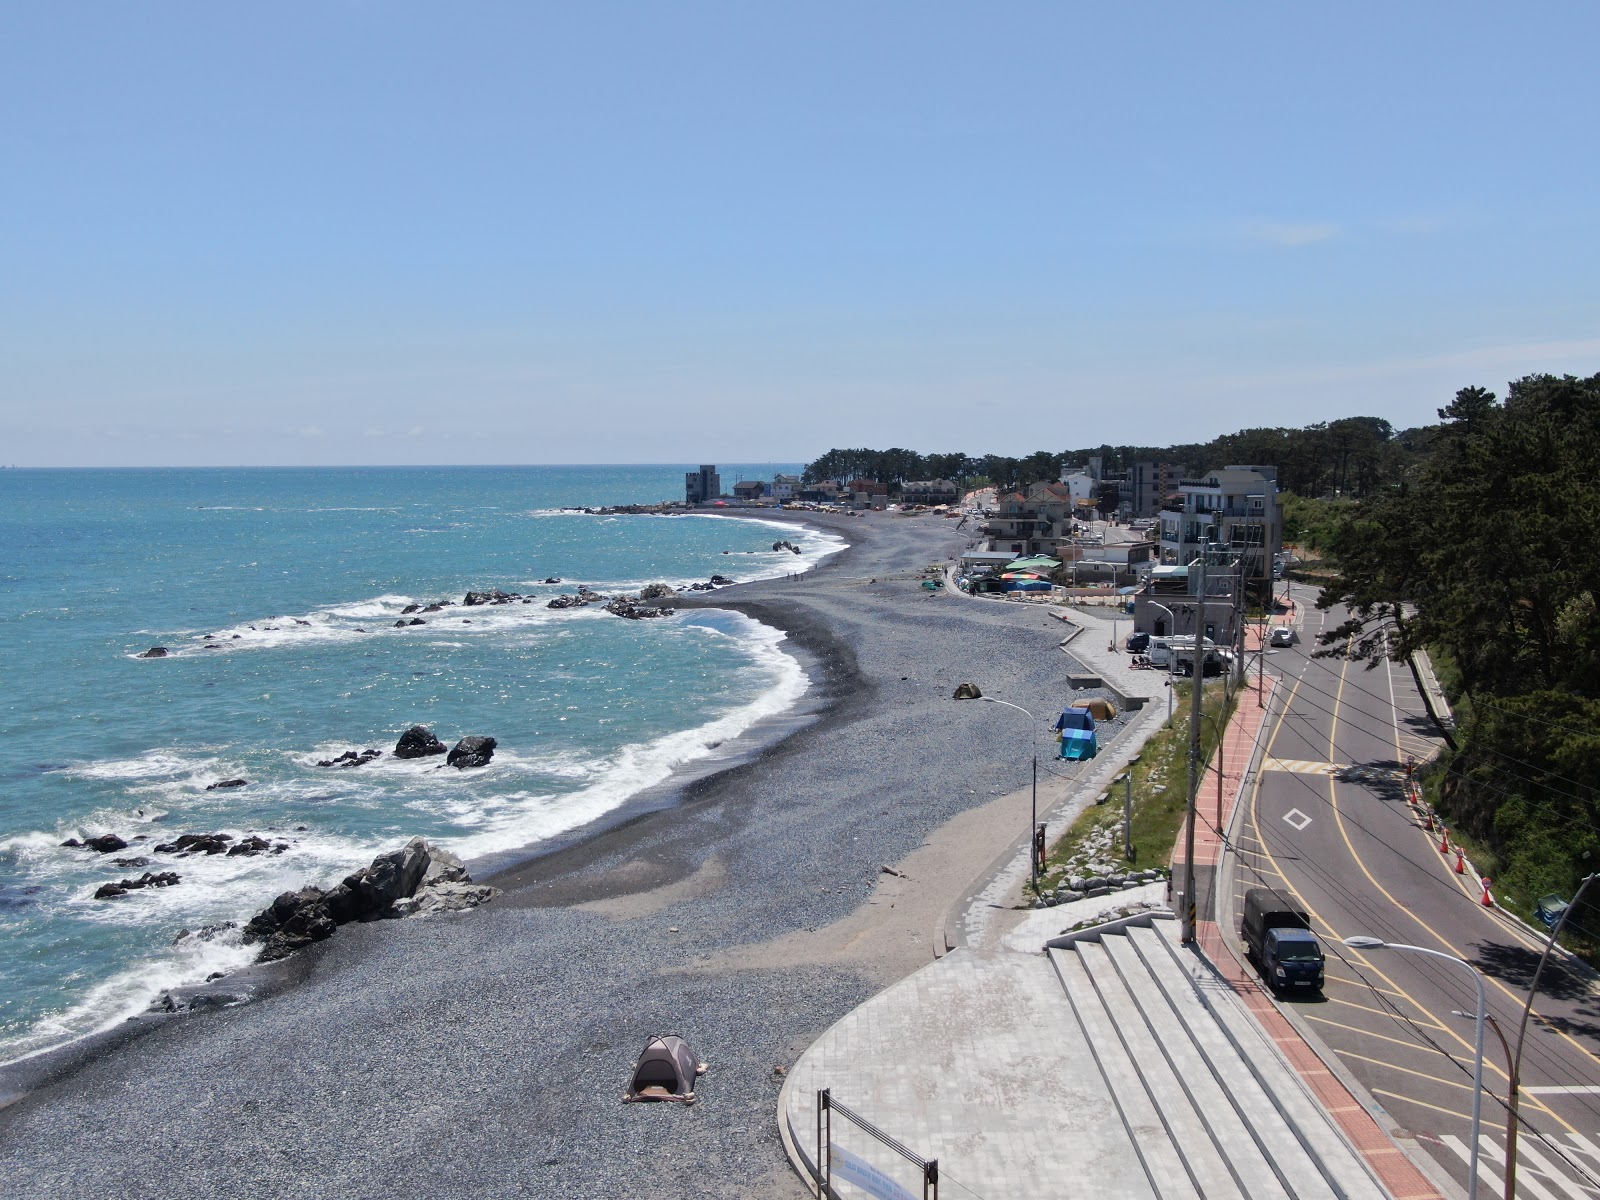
[1282,808,1312,831]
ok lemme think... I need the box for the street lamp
[1504,872,1600,1200]
[1346,936,1486,1200]
[953,689,1042,892]
[1144,600,1181,720]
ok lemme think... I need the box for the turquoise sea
[0,465,832,1062]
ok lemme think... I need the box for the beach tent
[624,1035,704,1103]
[1055,708,1098,761]
[1072,696,1118,721]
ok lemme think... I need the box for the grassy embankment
[1036,680,1239,893]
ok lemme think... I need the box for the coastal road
[1228,584,1600,1199]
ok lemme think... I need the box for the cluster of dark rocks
[205,778,248,790]
[683,574,737,592]
[317,748,383,768]
[603,598,674,620]
[394,617,428,627]
[771,540,802,555]
[1038,868,1166,908]
[241,837,498,962]
[95,871,181,899]
[547,587,608,610]
[154,832,287,858]
[401,602,448,614]
[61,833,131,853]
[65,828,292,899]
[393,725,496,769]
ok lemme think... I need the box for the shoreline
[0,506,1119,1198]
[0,507,863,1102]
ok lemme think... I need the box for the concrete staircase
[1048,918,1388,1200]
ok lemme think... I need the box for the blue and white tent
[1055,707,1098,761]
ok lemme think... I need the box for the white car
[1269,626,1295,647]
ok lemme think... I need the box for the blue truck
[1242,888,1325,995]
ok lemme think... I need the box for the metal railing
[816,1088,938,1199]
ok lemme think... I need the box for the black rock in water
[393,726,447,759]
[137,647,168,658]
[205,778,248,791]
[447,736,496,769]
[69,833,128,854]
[153,832,233,856]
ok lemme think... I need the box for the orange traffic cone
[1424,810,1435,831]
[1440,829,1450,855]
[1482,877,1495,907]
[1455,848,1466,874]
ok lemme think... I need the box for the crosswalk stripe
[1564,1133,1600,1171]
[1519,1139,1600,1200]
[1441,1134,1515,1199]
[1434,1132,1600,1199]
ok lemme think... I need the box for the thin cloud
[1240,221,1341,248]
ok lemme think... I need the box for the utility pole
[1182,552,1206,945]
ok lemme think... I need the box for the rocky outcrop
[242,838,497,962]
[205,778,249,790]
[393,617,426,627]
[547,587,608,610]
[638,582,676,600]
[61,833,129,853]
[137,647,169,658]
[447,736,496,769]
[604,599,674,620]
[95,870,180,899]
[463,589,522,607]
[709,574,735,586]
[393,725,447,759]
[153,832,233,856]
[542,577,562,584]
[226,835,286,857]
[771,540,802,555]
[317,748,382,768]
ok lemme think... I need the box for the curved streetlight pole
[1503,872,1599,1200]
[1347,936,1486,1200]
[957,694,1041,892]
[1144,600,1181,721]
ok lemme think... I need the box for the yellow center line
[1326,649,1597,1115]
[1372,1087,1476,1122]
[1324,994,1448,1028]
[1304,1013,1460,1055]
[1338,1048,1478,1091]
[1245,649,1570,1131]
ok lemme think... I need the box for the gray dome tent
[624,1035,705,1103]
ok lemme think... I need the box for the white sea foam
[449,610,808,857]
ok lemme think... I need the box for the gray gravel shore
[0,508,1116,1199]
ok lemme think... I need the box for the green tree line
[802,415,1431,498]
[1317,373,1600,920]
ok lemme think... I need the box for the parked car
[1125,631,1151,654]
[1269,626,1295,647]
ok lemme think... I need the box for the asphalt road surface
[1225,583,1600,1200]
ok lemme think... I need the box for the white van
[1148,636,1230,676]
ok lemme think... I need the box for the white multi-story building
[1156,465,1282,595]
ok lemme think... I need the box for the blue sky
[3,3,1597,467]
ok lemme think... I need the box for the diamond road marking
[1283,808,1312,831]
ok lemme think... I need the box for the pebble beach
[0,507,1126,1199]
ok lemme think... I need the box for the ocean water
[0,465,836,1062]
